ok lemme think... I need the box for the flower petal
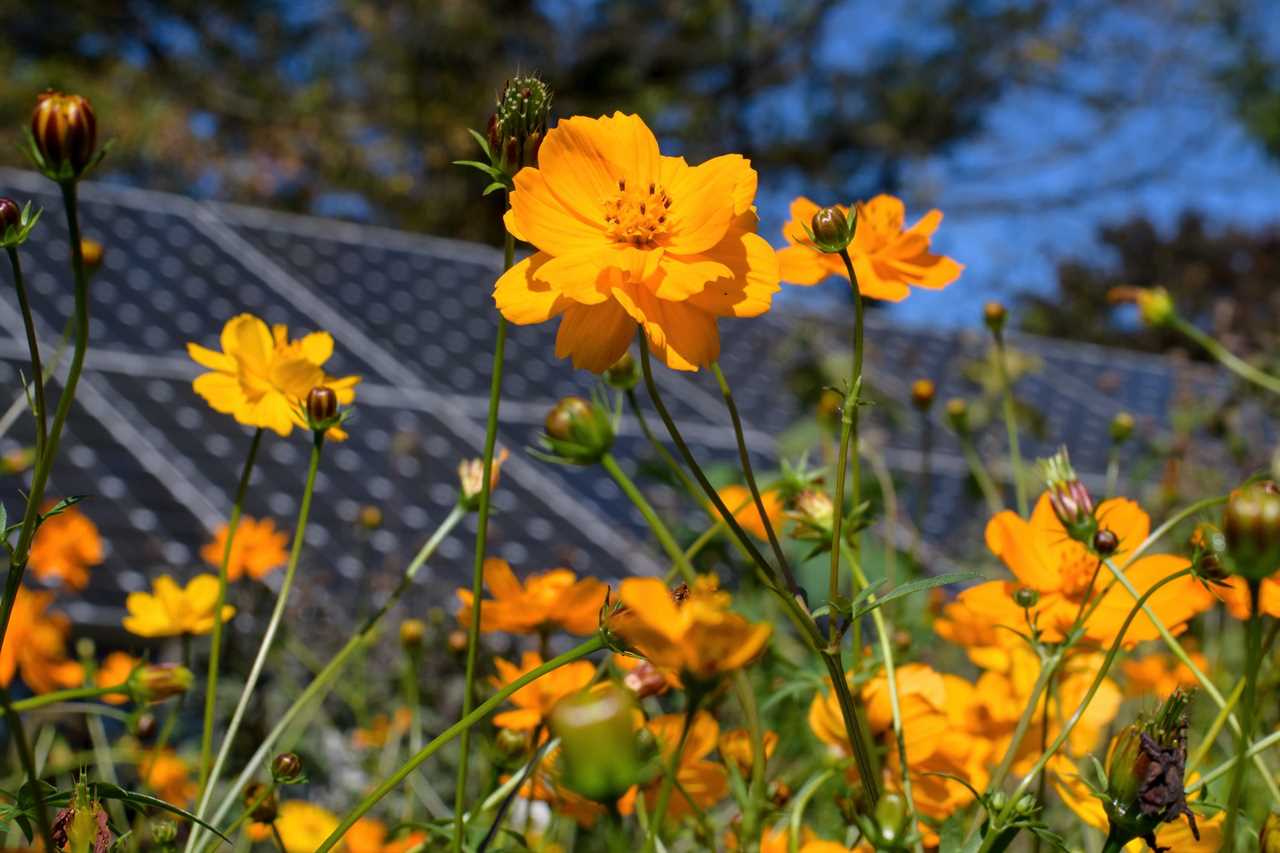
[538,112,662,212]
[662,154,754,255]
[554,299,636,373]
[494,253,572,324]
[186,342,235,372]
[507,168,610,257]
[685,232,780,318]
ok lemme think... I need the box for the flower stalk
[832,248,866,645]
[1223,577,1264,847]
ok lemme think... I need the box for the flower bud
[988,791,1007,814]
[873,792,908,843]
[1223,481,1280,582]
[489,75,553,174]
[1013,586,1039,609]
[550,684,642,802]
[130,663,193,704]
[541,396,614,465]
[306,386,339,430]
[768,779,791,807]
[1040,448,1097,542]
[80,238,104,272]
[810,205,852,251]
[0,198,21,233]
[945,398,969,432]
[399,618,426,649]
[1014,793,1037,815]
[910,378,935,411]
[495,728,529,763]
[983,301,1007,335]
[1092,528,1119,556]
[458,448,509,510]
[150,818,178,845]
[787,489,835,542]
[1102,689,1196,847]
[31,91,98,179]
[271,752,304,784]
[134,712,158,740]
[1189,522,1229,583]
[52,777,111,853]
[604,351,638,391]
[1109,286,1174,328]
[243,783,277,823]
[1110,412,1134,444]
[448,629,468,653]
[621,659,669,699]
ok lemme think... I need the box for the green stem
[601,452,696,583]
[732,671,766,846]
[198,428,264,792]
[992,333,1027,516]
[1186,676,1244,773]
[645,703,698,853]
[11,683,121,712]
[195,431,323,835]
[636,334,881,801]
[403,640,423,824]
[710,362,798,594]
[1188,728,1280,794]
[1170,315,1280,396]
[315,635,606,853]
[1223,578,1264,848]
[832,249,866,643]
[788,770,834,853]
[454,226,514,848]
[956,430,1003,515]
[189,504,466,849]
[6,247,46,454]
[626,388,703,506]
[1,684,54,851]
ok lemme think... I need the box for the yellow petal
[554,299,635,373]
[494,254,572,324]
[662,154,752,255]
[186,342,236,372]
[299,331,334,366]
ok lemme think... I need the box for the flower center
[603,178,670,245]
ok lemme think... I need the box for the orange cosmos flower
[1121,650,1207,700]
[0,586,82,693]
[122,574,235,638]
[490,650,596,732]
[718,727,778,777]
[138,749,196,807]
[200,516,289,582]
[344,817,427,853]
[777,195,963,301]
[352,707,413,749]
[717,485,784,542]
[617,711,728,822]
[974,493,1208,647]
[1192,574,1280,620]
[28,502,103,590]
[608,576,771,683]
[760,826,854,853]
[493,112,780,372]
[188,313,360,438]
[95,651,140,705]
[456,558,607,636]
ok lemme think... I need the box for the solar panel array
[0,168,1238,630]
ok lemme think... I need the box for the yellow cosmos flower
[258,801,339,853]
[970,493,1209,647]
[608,576,771,683]
[777,195,963,300]
[617,711,728,822]
[456,558,608,636]
[0,586,82,694]
[187,313,359,438]
[344,817,428,853]
[1121,650,1206,700]
[718,727,778,777]
[490,650,596,731]
[200,516,289,582]
[493,112,780,372]
[122,574,235,638]
[138,749,195,807]
[27,502,103,590]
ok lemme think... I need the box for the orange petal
[686,232,780,318]
[554,298,636,373]
[662,154,752,255]
[537,113,661,213]
[507,167,610,257]
[494,253,571,325]
[984,508,1060,592]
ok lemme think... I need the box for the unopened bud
[271,752,303,784]
[458,448,509,510]
[358,504,382,530]
[31,91,98,179]
[621,659,669,699]
[541,396,614,465]
[988,791,1007,814]
[910,378,935,411]
[1103,689,1194,846]
[1223,481,1280,582]
[80,238,104,271]
[1189,522,1229,583]
[130,663,193,704]
[243,783,277,823]
[134,712,158,740]
[306,386,339,429]
[495,728,529,762]
[604,351,638,391]
[983,301,1007,335]
[1110,412,1134,444]
[1014,794,1037,815]
[810,206,851,250]
[1013,587,1039,609]
[399,618,426,649]
[550,684,642,802]
[1110,286,1174,328]
[874,792,908,842]
[1092,528,1119,556]
[768,780,792,807]
[150,818,178,845]
[489,75,552,173]
[448,629,468,652]
[0,198,20,233]
[945,398,969,432]
[1041,448,1097,542]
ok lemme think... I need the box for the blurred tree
[0,0,1048,243]
[1019,212,1280,366]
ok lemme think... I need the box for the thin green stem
[1223,578,1264,848]
[1186,677,1243,773]
[316,635,606,853]
[453,227,514,849]
[626,388,703,506]
[601,452,697,583]
[198,428,264,792]
[7,247,46,454]
[732,671,766,845]
[1,684,54,851]
[11,683,121,712]
[788,770,834,853]
[1170,315,1280,396]
[1188,728,1280,794]
[832,249,866,643]
[710,362,797,593]
[956,430,1003,515]
[645,703,698,853]
[190,504,466,849]
[992,333,1027,516]
[196,431,323,834]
